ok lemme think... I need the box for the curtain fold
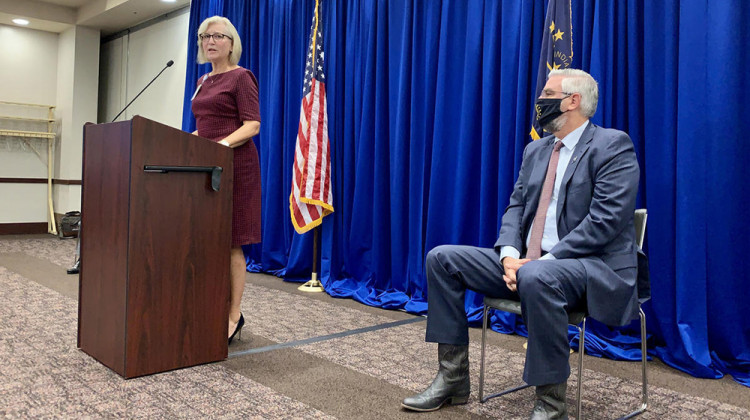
[182,0,750,386]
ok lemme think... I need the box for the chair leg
[640,308,648,409]
[576,318,586,420]
[617,307,648,420]
[479,305,490,402]
[479,306,531,403]
[483,383,532,402]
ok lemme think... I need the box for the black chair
[478,209,649,420]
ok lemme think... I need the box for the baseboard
[0,223,48,235]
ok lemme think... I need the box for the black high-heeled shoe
[228,313,245,345]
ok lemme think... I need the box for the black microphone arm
[111,60,174,123]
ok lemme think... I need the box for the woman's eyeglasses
[200,33,232,42]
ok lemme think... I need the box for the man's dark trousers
[424,244,587,386]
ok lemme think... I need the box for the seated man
[402,68,641,419]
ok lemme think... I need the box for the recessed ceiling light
[161,0,177,3]
[12,18,30,25]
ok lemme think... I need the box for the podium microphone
[111,60,174,123]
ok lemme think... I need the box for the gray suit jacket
[494,122,642,326]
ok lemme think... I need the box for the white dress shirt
[500,120,589,262]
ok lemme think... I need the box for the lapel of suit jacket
[556,123,595,220]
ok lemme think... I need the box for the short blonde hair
[196,16,242,65]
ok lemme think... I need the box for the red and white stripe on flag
[289,15,333,234]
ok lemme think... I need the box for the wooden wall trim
[0,178,46,184]
[0,222,48,235]
[0,177,82,185]
[54,179,83,185]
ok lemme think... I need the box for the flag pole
[298,226,324,292]
[296,0,324,293]
[293,0,328,292]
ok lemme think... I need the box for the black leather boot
[530,382,568,420]
[401,344,470,412]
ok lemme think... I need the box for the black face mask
[534,97,569,128]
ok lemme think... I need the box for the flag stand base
[298,272,324,293]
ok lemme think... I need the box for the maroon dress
[191,67,261,246]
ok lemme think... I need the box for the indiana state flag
[530,0,573,140]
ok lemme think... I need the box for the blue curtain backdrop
[182,0,750,386]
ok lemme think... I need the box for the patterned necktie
[526,141,564,260]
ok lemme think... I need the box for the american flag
[290,10,333,233]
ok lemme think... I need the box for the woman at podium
[191,16,261,344]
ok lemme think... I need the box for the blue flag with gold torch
[530,0,573,140]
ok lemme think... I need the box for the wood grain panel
[77,117,233,378]
[78,120,132,375]
[124,116,232,377]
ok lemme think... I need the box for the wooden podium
[77,116,233,378]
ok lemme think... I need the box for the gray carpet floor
[1,234,748,419]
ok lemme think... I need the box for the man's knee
[517,261,555,298]
[425,245,455,272]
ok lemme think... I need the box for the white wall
[0,24,59,223]
[0,24,99,225]
[0,25,58,104]
[100,10,188,128]
[54,25,100,215]
[98,37,126,124]
[1,8,188,227]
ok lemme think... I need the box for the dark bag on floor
[59,211,81,239]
